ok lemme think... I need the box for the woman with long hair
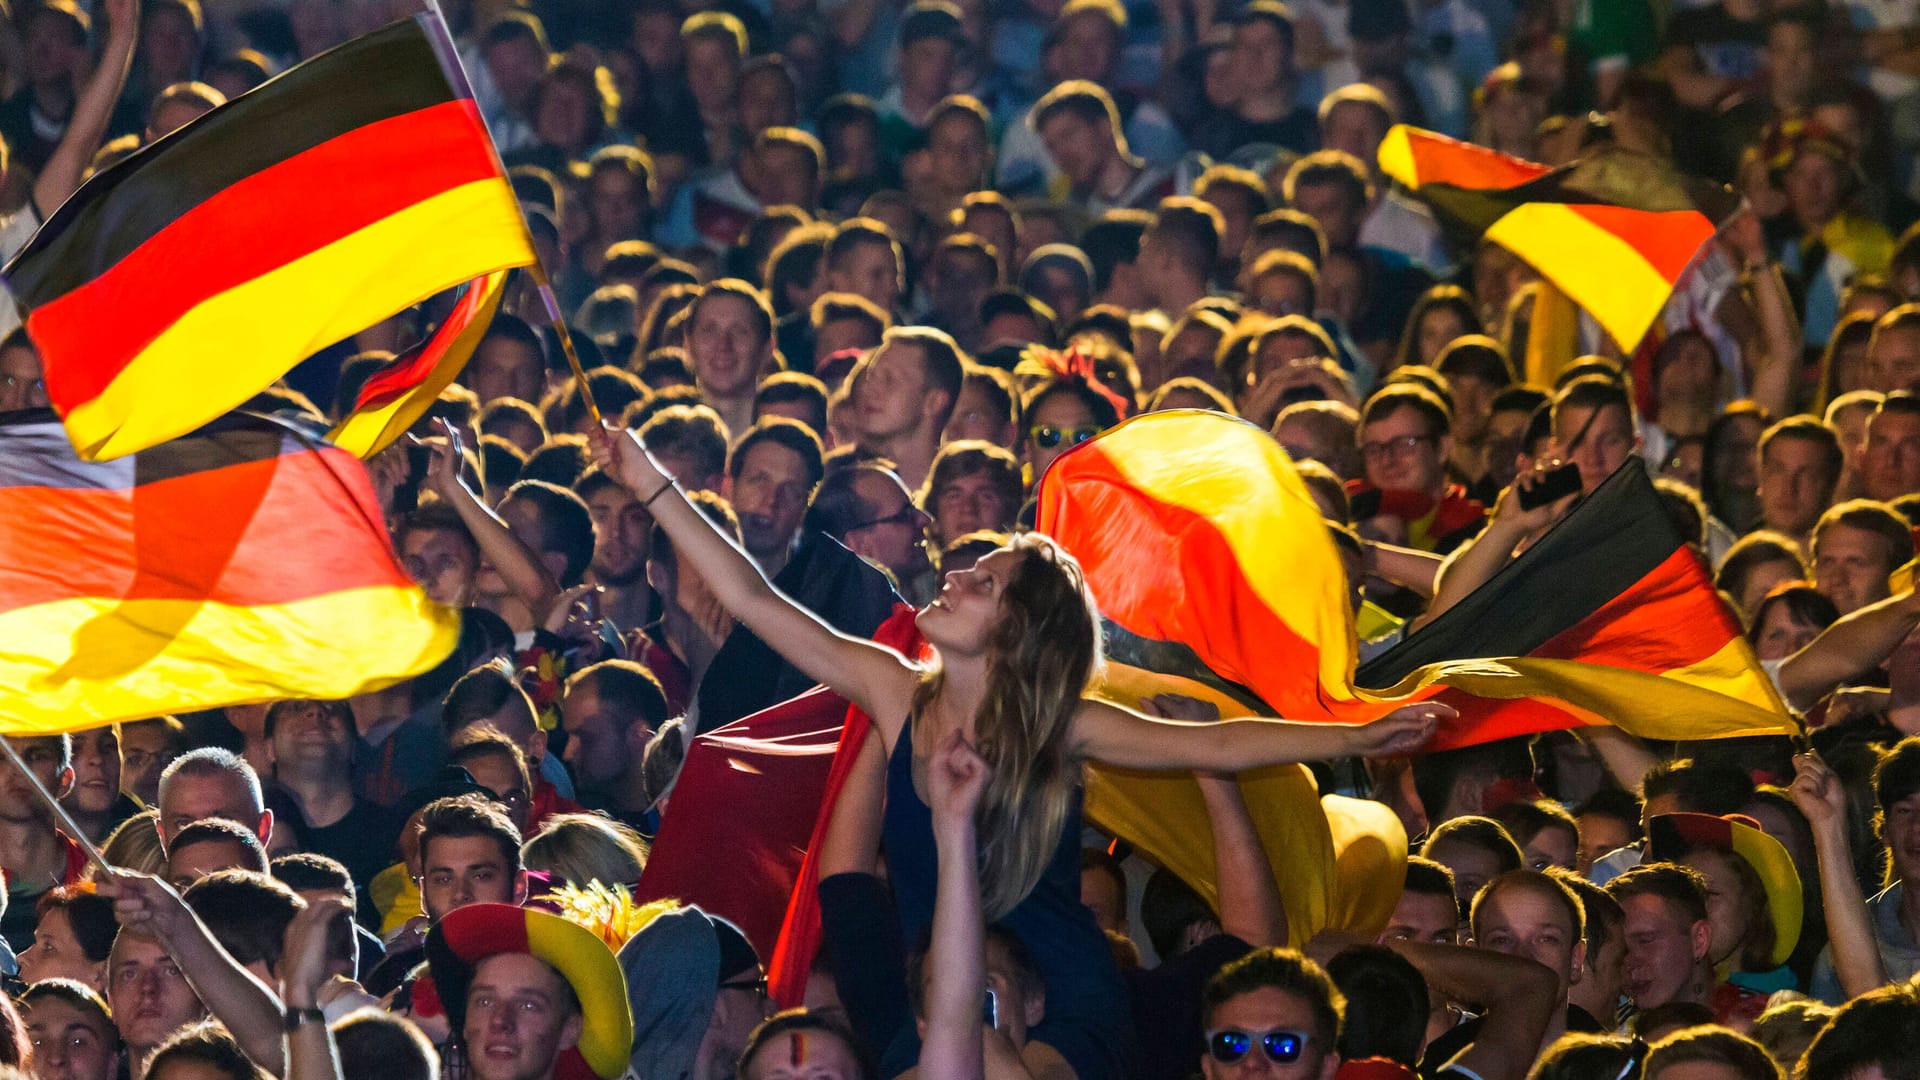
[589,425,1446,1079]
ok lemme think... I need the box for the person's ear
[1690,918,1713,962]
[1024,983,1046,1029]
[56,766,74,799]
[1569,939,1588,987]
[513,869,530,905]
[559,1010,583,1052]
[257,809,275,849]
[529,728,549,762]
[1317,1049,1343,1080]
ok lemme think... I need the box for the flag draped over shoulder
[0,408,459,734]
[329,270,508,458]
[3,16,537,461]
[1377,125,1740,352]
[1037,409,1794,751]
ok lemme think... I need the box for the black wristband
[284,1006,326,1032]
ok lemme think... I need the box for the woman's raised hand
[588,422,659,495]
[928,729,991,840]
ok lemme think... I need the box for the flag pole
[414,4,604,425]
[0,737,110,873]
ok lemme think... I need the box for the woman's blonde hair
[99,809,166,877]
[522,813,650,889]
[915,532,1102,919]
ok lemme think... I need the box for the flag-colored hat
[1647,812,1803,969]
[426,903,634,1080]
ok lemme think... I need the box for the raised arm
[1791,752,1888,997]
[1776,588,1920,711]
[1415,469,1572,631]
[282,900,352,1080]
[590,423,914,719]
[32,0,135,216]
[1384,940,1559,1080]
[919,731,990,1080]
[419,420,561,625]
[1721,214,1802,421]
[97,871,288,1076]
[1196,771,1287,947]
[1069,696,1448,772]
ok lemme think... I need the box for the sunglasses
[1205,1029,1310,1066]
[1029,424,1101,450]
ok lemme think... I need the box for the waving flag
[3,16,537,460]
[329,270,508,457]
[0,409,458,733]
[1037,410,1792,749]
[1377,125,1740,352]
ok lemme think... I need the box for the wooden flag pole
[0,737,110,873]
[532,269,604,425]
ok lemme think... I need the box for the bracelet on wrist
[641,476,679,509]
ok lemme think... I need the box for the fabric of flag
[0,408,459,734]
[3,16,537,461]
[1038,409,1793,753]
[1377,124,1740,352]
[1353,451,1795,747]
[329,270,508,458]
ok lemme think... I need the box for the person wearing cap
[619,902,771,1080]
[1644,811,1804,1029]
[426,902,633,1080]
[1765,119,1893,350]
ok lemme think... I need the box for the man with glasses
[1351,384,1485,555]
[0,736,88,953]
[807,462,938,603]
[1200,949,1344,1080]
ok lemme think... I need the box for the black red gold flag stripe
[0,408,459,733]
[329,270,508,457]
[3,16,536,461]
[1377,125,1740,352]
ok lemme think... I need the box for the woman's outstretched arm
[590,424,916,719]
[1069,696,1449,771]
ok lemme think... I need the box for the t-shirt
[1192,107,1318,161]
[1127,934,1254,1080]
[283,796,399,925]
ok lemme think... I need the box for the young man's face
[1472,882,1583,1000]
[1618,893,1707,1010]
[1201,986,1336,1080]
[420,835,520,922]
[464,953,582,1080]
[24,993,119,1080]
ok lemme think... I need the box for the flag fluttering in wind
[1038,409,1793,749]
[329,270,509,458]
[3,16,537,460]
[1377,125,1741,352]
[0,408,459,734]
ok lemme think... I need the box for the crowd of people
[8,0,1920,1074]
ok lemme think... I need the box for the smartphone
[984,988,999,1030]
[1519,462,1583,511]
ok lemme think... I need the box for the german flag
[329,270,508,458]
[3,16,537,461]
[0,408,459,734]
[1377,125,1740,353]
[1354,450,1794,748]
[1037,410,1792,751]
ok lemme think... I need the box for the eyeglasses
[850,503,927,531]
[1360,433,1435,463]
[1206,1029,1311,1066]
[719,975,769,998]
[1030,424,1101,450]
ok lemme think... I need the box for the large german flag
[0,408,459,734]
[1377,125,1740,352]
[1037,409,1792,751]
[3,16,537,461]
[329,270,508,458]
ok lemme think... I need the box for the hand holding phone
[1518,462,1582,511]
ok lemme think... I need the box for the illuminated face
[1473,882,1582,999]
[463,953,582,1080]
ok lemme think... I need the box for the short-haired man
[636,404,730,493]
[854,327,966,488]
[155,747,271,851]
[1811,498,1913,614]
[365,793,528,996]
[1,735,87,952]
[107,922,208,1080]
[1604,863,1715,1015]
[1467,870,1600,1048]
[1757,416,1844,539]
[426,902,631,1080]
[442,662,579,828]
[64,726,138,846]
[806,462,936,603]
[20,979,119,1080]
[1350,385,1485,553]
[1380,857,1460,947]
[265,699,394,903]
[1200,949,1343,1080]
[1317,84,1447,270]
[1866,304,1920,394]
[118,717,183,808]
[826,218,906,315]
[573,467,654,634]
[558,660,669,816]
[1801,980,1920,1080]
[165,818,268,889]
[687,280,778,437]
[1193,1,1315,158]
[1031,80,1177,218]
[1861,390,1920,500]
[922,440,1022,548]
[1138,197,1222,317]
[1551,375,1641,496]
[725,418,826,579]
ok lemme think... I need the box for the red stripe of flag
[29,100,501,411]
